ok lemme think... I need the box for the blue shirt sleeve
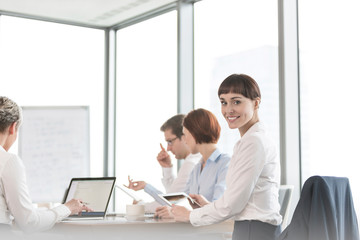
[184,168,196,195]
[212,154,230,201]
[144,184,169,206]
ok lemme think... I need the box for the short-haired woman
[171,74,282,240]
[134,108,231,219]
[0,96,92,233]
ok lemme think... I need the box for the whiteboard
[18,106,90,203]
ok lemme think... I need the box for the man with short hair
[158,114,202,193]
[127,114,201,212]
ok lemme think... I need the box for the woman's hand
[189,194,210,207]
[154,206,174,219]
[64,199,93,215]
[171,205,191,222]
[125,175,146,191]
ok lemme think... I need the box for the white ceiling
[0,0,177,29]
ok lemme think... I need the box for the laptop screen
[63,177,116,217]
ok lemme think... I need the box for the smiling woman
[171,74,282,240]
[218,74,261,136]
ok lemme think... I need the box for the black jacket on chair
[278,176,359,240]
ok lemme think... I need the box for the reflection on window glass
[194,0,279,156]
[299,0,360,220]
[115,12,177,211]
[0,16,105,199]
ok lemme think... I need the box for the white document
[116,185,143,202]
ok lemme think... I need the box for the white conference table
[18,215,234,240]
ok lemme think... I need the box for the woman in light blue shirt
[155,108,230,218]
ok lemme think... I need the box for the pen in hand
[80,200,90,206]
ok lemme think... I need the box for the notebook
[62,177,116,220]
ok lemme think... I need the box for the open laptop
[62,177,116,220]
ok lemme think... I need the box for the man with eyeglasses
[126,114,201,212]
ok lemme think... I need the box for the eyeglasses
[166,137,178,146]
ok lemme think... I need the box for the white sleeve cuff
[189,204,218,227]
[52,204,71,222]
[162,166,175,178]
[189,209,200,226]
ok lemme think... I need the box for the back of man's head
[160,114,185,138]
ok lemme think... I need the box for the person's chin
[227,122,240,129]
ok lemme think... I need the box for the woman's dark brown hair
[218,74,261,100]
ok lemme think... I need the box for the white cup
[126,204,145,216]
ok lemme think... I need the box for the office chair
[222,185,294,240]
[278,176,359,240]
[278,185,294,230]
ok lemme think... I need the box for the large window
[0,16,105,178]
[299,0,360,219]
[194,0,279,156]
[115,12,177,211]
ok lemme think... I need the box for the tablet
[158,192,201,208]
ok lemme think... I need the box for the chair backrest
[278,185,294,230]
[278,176,360,240]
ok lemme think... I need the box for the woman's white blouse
[190,122,282,226]
[0,146,70,232]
